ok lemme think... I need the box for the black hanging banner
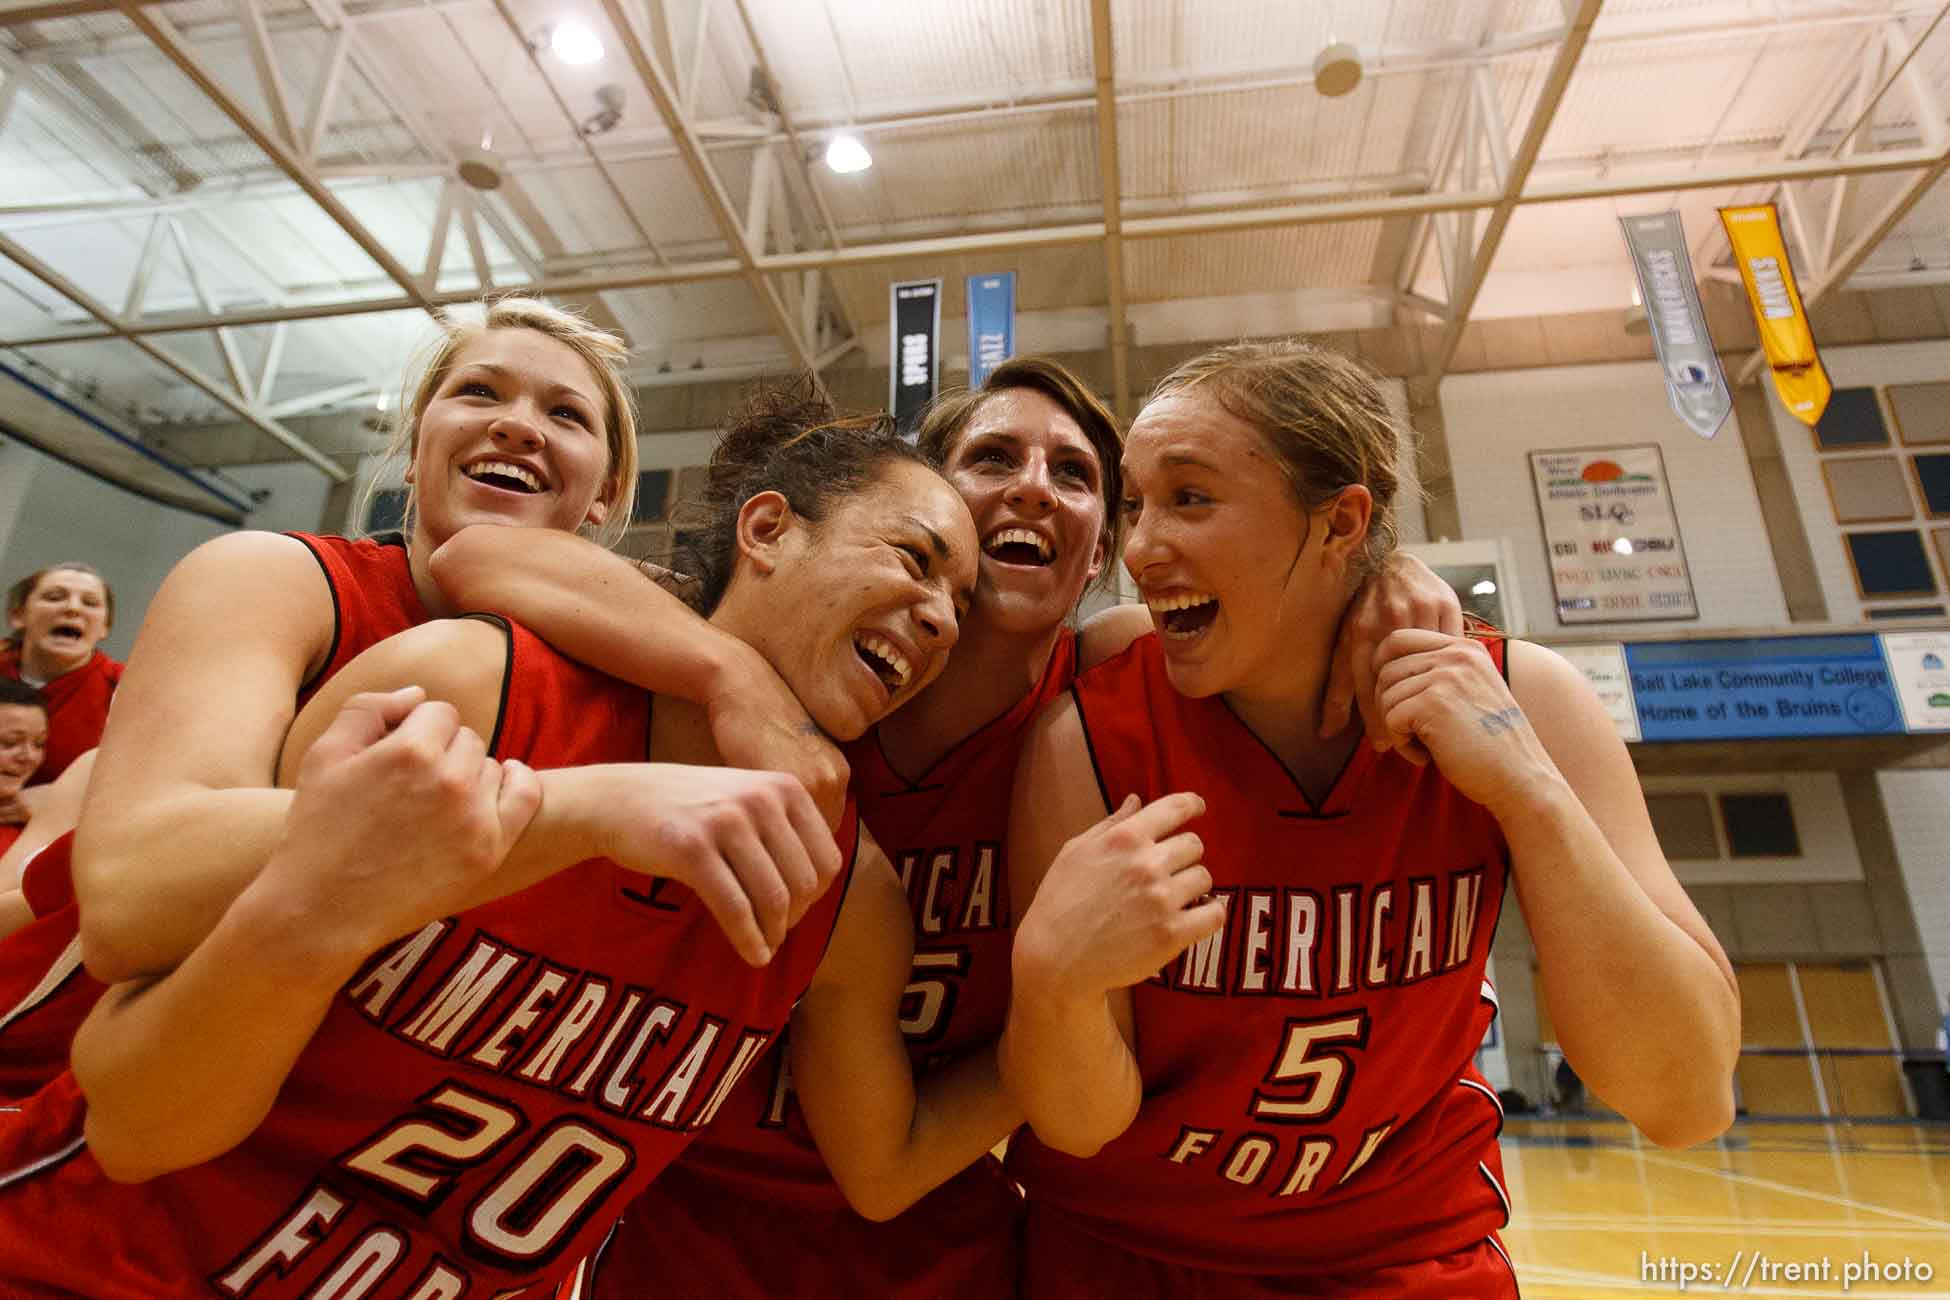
[889,278,942,433]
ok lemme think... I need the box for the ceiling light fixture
[549,20,604,65]
[1312,42,1363,97]
[1470,578,1498,596]
[825,134,873,174]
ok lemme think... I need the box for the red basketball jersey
[1006,632,1512,1277]
[0,824,17,861]
[592,631,1077,1299]
[288,532,428,705]
[0,835,94,1103]
[0,648,121,787]
[0,623,860,1298]
[0,533,426,1105]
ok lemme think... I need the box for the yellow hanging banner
[1719,203,1831,427]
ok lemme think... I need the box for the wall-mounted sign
[1530,445,1699,625]
[1879,631,1950,733]
[1623,636,1901,741]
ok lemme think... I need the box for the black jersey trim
[809,812,868,972]
[1067,683,1117,817]
[1214,693,1363,818]
[288,532,344,698]
[456,613,515,757]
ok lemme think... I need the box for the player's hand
[1014,793,1224,997]
[0,793,28,826]
[261,689,542,958]
[704,644,850,832]
[1320,551,1463,762]
[599,763,843,967]
[1373,629,1558,817]
[634,559,704,605]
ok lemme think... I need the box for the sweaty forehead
[0,703,47,732]
[34,570,104,597]
[962,390,1092,452]
[1124,394,1270,476]
[453,329,603,403]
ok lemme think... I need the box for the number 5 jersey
[1006,631,1513,1277]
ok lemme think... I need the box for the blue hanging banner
[966,272,1016,386]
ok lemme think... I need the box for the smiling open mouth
[464,461,543,494]
[983,528,1052,567]
[854,631,911,692]
[1147,592,1218,639]
[47,623,86,645]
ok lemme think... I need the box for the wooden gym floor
[1501,1118,1950,1296]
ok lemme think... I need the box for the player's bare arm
[1373,629,1740,1147]
[430,524,850,827]
[73,532,340,983]
[75,686,539,1182]
[278,618,842,967]
[789,827,1024,1221]
[999,694,1223,1157]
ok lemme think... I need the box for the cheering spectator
[2,561,120,784]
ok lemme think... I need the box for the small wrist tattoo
[1477,707,1524,735]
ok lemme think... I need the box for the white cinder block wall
[1876,770,1950,1012]
[1442,362,1790,634]
[0,441,329,661]
[1770,341,1950,624]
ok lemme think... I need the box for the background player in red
[433,358,1462,1298]
[1001,340,1741,1298]
[1,562,118,786]
[0,680,48,863]
[0,400,976,1297]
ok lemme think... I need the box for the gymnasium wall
[1442,360,1790,632]
[1770,340,1950,623]
[1875,769,1950,1015]
[0,437,329,660]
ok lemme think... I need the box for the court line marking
[1510,1215,1943,1238]
[1630,1149,1950,1232]
[1514,1263,1942,1298]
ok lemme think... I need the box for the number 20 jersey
[1006,632,1512,1276]
[0,622,860,1299]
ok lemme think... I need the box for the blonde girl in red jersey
[68,297,847,995]
[1001,341,1741,1298]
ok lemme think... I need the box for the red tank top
[0,648,121,786]
[0,533,426,1106]
[0,623,861,1299]
[289,532,427,706]
[592,635,1076,1297]
[1006,633,1512,1275]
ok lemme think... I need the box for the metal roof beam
[1089,0,1130,425]
[1427,0,1603,381]
[596,0,819,375]
[113,0,436,319]
[7,135,1946,350]
[0,228,348,479]
[1736,137,1950,386]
